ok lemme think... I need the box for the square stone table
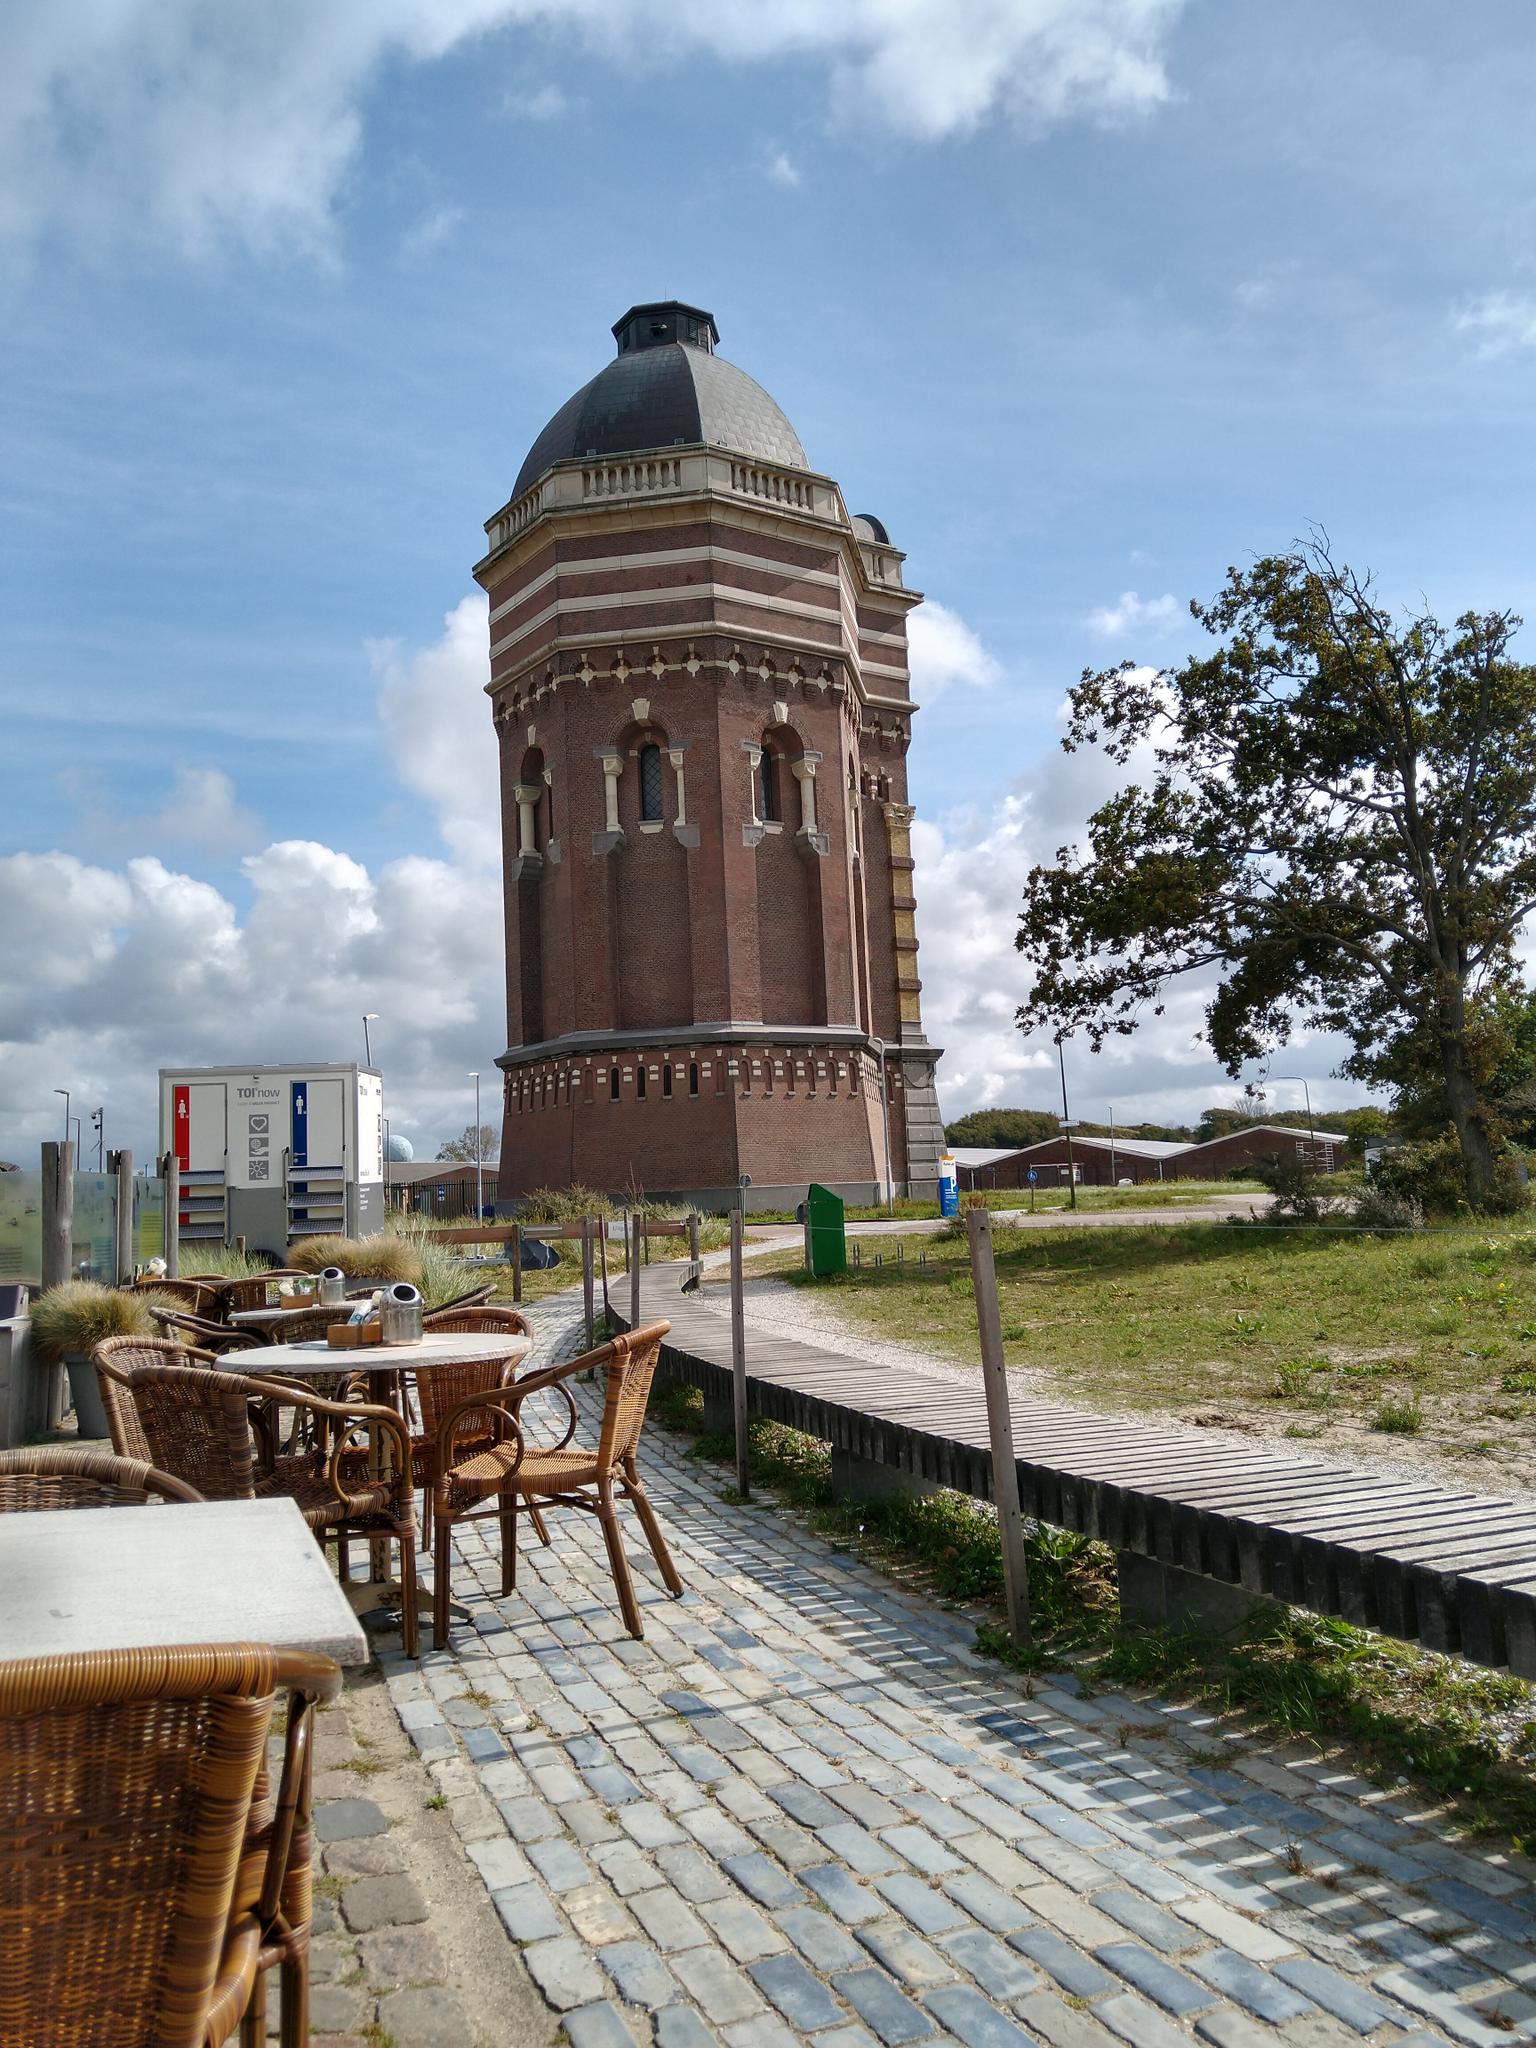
[0,1495,368,1666]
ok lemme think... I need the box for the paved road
[371,1284,1528,2048]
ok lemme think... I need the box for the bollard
[110,1150,134,1285]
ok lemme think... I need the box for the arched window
[636,1066,647,1100]
[689,1062,700,1097]
[662,1064,673,1098]
[639,743,664,822]
[609,1066,620,1101]
[759,749,780,823]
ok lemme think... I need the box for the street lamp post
[91,1107,104,1172]
[469,1072,483,1221]
[1266,1074,1317,1161]
[54,1087,70,1144]
[1056,1036,1078,1210]
[362,1013,379,1067]
[869,1039,895,1214]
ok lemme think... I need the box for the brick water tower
[477,301,943,1210]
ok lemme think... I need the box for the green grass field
[757,1215,1536,1489]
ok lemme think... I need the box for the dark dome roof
[513,301,807,500]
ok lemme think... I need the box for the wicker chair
[423,1282,495,1318]
[220,1270,311,1316]
[93,1335,219,1463]
[133,1274,231,1318]
[148,1306,266,1355]
[121,1357,421,1659]
[0,1641,340,2048]
[427,1319,680,1644]
[408,1305,544,1538]
[268,1305,359,1345]
[0,1445,204,1511]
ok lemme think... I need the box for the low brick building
[480,302,944,1211]
[956,1122,1347,1190]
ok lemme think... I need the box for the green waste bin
[806,1183,846,1277]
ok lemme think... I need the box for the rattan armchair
[0,1641,340,2048]
[148,1305,266,1355]
[93,1335,218,1463]
[220,1270,311,1315]
[0,1444,204,1510]
[120,1357,421,1658]
[427,1319,680,1644]
[408,1304,544,1538]
[132,1273,231,1318]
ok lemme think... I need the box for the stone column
[513,782,541,856]
[599,749,623,834]
[792,753,820,837]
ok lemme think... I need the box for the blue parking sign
[1027,1167,1038,1183]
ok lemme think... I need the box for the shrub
[519,1185,615,1224]
[1254,1153,1344,1224]
[1368,1132,1531,1218]
[1349,1185,1424,1234]
[287,1234,422,1282]
[30,1281,158,1364]
[1372,1395,1424,1435]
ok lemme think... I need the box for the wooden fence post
[630,1211,642,1331]
[966,1207,1031,1644]
[158,1153,179,1276]
[581,1216,595,1346]
[729,1206,749,1498]
[512,1226,523,1304]
[110,1150,134,1285]
[687,1212,701,1291]
[597,1219,611,1318]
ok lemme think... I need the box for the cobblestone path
[373,1289,1536,2048]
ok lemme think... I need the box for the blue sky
[4,0,1536,1163]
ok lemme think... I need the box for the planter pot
[64,1353,111,1442]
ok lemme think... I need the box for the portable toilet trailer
[159,1063,385,1253]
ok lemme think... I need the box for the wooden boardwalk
[620,1262,1536,1677]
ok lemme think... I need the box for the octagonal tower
[476,301,943,1211]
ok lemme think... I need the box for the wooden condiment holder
[326,1320,382,1349]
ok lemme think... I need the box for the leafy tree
[1017,540,1536,1207]
[944,1108,1059,1149]
[438,1123,500,1164]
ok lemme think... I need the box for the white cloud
[372,594,500,870]
[1454,290,1536,359]
[1085,589,1180,640]
[907,598,1003,701]
[765,150,802,188]
[399,204,465,261]
[1233,276,1277,311]
[0,0,1185,256]
[505,83,570,119]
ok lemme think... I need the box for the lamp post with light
[1056,1035,1078,1211]
[1265,1073,1318,1161]
[362,1013,379,1067]
[54,1087,70,1144]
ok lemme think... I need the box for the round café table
[252,1331,533,1623]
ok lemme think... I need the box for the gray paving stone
[631,1885,712,1952]
[749,1953,848,2032]
[723,2015,802,2048]
[856,1919,957,1990]
[1094,1892,1195,1956]
[1371,1969,1520,2048]
[1184,1948,1315,2024]
[1270,1957,1406,2034]
[307,1979,367,2034]
[770,1782,844,1828]
[881,1826,964,1876]
[566,1884,643,1947]
[1094,1945,1215,2017]
[821,1823,906,1877]
[494,1881,566,1943]
[874,1874,968,1938]
[1095,1991,1191,2048]
[776,1906,866,1974]
[923,1984,1037,2048]
[656,2007,724,2048]
[528,1836,593,1893]
[657,1843,736,1904]
[314,1796,388,1842]
[376,1984,477,2047]
[810,2028,883,2048]
[802,1864,886,1925]
[468,1834,536,1891]
[564,2000,639,2048]
[940,1873,1033,1936]
[600,1939,683,2009]
[339,1874,428,1934]
[1016,1990,1119,2048]
[723,1852,806,1910]
[623,1801,690,1849]
[1007,1928,1115,2001]
[833,1966,938,2046]
[673,1944,768,2023]
[702,1895,792,1963]
[937,1929,1040,2003]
